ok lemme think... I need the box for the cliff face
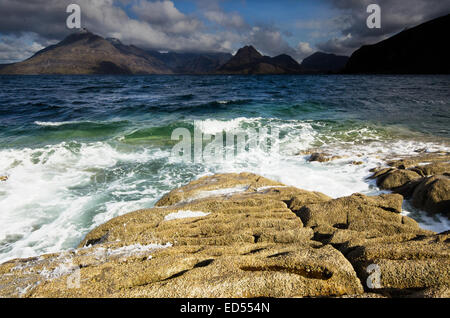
[0,152,449,298]
[217,46,304,74]
[345,13,450,74]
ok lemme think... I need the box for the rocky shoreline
[369,152,449,217]
[0,153,448,298]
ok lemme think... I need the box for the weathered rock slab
[346,232,450,294]
[0,173,363,298]
[0,171,447,298]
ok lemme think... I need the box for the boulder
[308,152,342,163]
[386,152,450,169]
[413,162,450,176]
[411,176,450,216]
[376,169,421,190]
[370,152,450,217]
[296,193,405,228]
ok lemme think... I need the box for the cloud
[0,0,317,63]
[2,0,448,63]
[203,9,248,30]
[0,33,45,63]
[0,0,233,58]
[131,0,201,34]
[77,0,223,51]
[297,42,314,56]
[0,0,68,39]
[318,0,450,55]
[245,26,315,62]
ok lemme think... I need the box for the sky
[0,0,449,63]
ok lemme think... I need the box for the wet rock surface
[0,171,448,298]
[307,152,343,163]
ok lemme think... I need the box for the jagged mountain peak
[217,45,302,74]
[235,45,262,57]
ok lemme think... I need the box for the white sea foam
[1,117,449,264]
[0,141,167,263]
[164,210,210,221]
[194,117,261,135]
[34,121,88,127]
[186,117,449,232]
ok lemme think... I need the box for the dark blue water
[0,75,449,262]
[1,75,449,149]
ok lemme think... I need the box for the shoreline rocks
[307,152,343,163]
[0,170,448,298]
[370,152,450,217]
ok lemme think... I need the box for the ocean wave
[160,99,253,114]
[212,99,251,105]
[193,117,261,135]
[0,141,168,263]
[34,121,88,127]
[34,120,130,130]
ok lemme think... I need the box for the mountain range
[0,29,233,75]
[0,13,449,75]
[0,28,347,75]
[216,45,305,74]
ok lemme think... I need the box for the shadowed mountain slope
[300,52,349,73]
[0,30,172,75]
[345,13,450,74]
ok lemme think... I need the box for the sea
[0,74,449,263]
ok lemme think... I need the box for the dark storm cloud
[0,0,70,39]
[317,0,450,55]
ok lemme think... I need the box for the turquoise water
[0,75,449,262]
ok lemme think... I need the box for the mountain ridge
[216,45,305,74]
[0,30,232,75]
[0,30,172,75]
[345,13,450,74]
[1,13,449,75]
